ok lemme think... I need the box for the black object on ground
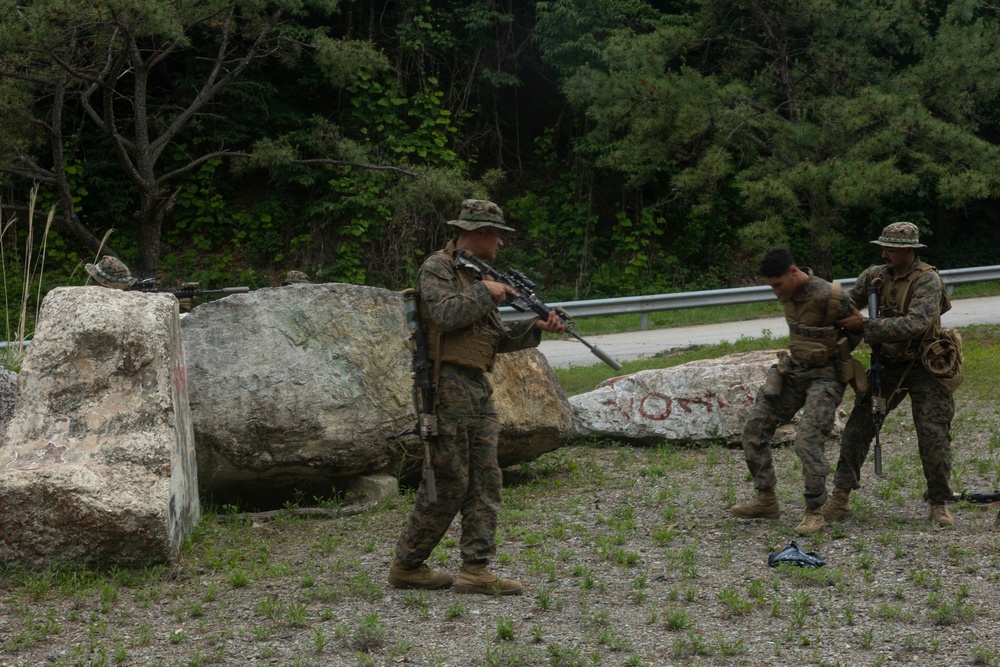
[767,541,826,568]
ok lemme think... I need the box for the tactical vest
[419,246,505,373]
[872,261,949,361]
[781,279,843,367]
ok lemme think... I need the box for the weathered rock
[180,284,574,503]
[347,473,398,504]
[0,368,16,446]
[180,283,412,504]
[0,287,200,568]
[492,348,574,467]
[570,349,844,445]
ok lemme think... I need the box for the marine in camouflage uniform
[822,222,957,527]
[389,199,564,595]
[731,249,852,535]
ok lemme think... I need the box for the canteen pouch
[837,338,869,395]
[763,364,783,402]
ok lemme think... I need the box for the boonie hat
[85,255,136,289]
[446,199,515,232]
[281,270,311,285]
[871,221,926,248]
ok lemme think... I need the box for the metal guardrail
[3,265,999,348]
[500,264,1000,326]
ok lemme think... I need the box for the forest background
[3,0,1000,341]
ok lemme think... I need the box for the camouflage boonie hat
[281,270,311,285]
[871,221,926,248]
[85,255,136,289]
[446,199,515,232]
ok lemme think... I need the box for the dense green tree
[3,0,1000,308]
[0,0,385,277]
[545,0,1000,279]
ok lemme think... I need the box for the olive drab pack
[781,281,844,367]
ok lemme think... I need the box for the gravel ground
[2,392,999,667]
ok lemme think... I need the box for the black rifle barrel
[459,250,622,371]
[962,490,1000,504]
[868,286,885,476]
[402,289,437,503]
[134,285,250,298]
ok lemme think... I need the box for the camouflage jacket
[850,257,946,362]
[418,241,540,365]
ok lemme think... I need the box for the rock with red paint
[568,350,846,445]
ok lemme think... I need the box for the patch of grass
[662,607,694,630]
[496,616,516,641]
[352,614,387,652]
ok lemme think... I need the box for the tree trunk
[134,193,165,279]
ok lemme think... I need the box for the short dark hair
[759,248,795,278]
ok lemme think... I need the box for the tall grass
[1,186,55,372]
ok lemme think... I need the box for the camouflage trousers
[742,365,845,509]
[395,369,502,566]
[832,362,954,503]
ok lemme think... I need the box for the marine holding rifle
[730,248,854,536]
[388,199,564,595]
[822,222,959,527]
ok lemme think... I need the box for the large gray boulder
[492,347,574,468]
[180,284,574,502]
[570,349,845,445]
[181,283,412,503]
[0,287,199,568]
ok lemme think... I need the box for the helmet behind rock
[281,270,311,285]
[446,199,515,232]
[871,221,926,248]
[85,255,136,289]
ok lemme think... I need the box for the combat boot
[821,487,853,522]
[795,509,825,536]
[730,488,781,520]
[929,502,954,527]
[455,562,524,596]
[387,558,454,590]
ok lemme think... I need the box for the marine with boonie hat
[446,199,515,232]
[870,221,926,248]
[85,255,136,289]
[389,197,563,597]
[822,220,959,528]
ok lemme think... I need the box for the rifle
[132,278,250,300]
[868,285,886,476]
[388,289,438,502]
[457,250,622,371]
[957,490,1000,505]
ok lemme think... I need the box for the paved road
[540,295,1000,369]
